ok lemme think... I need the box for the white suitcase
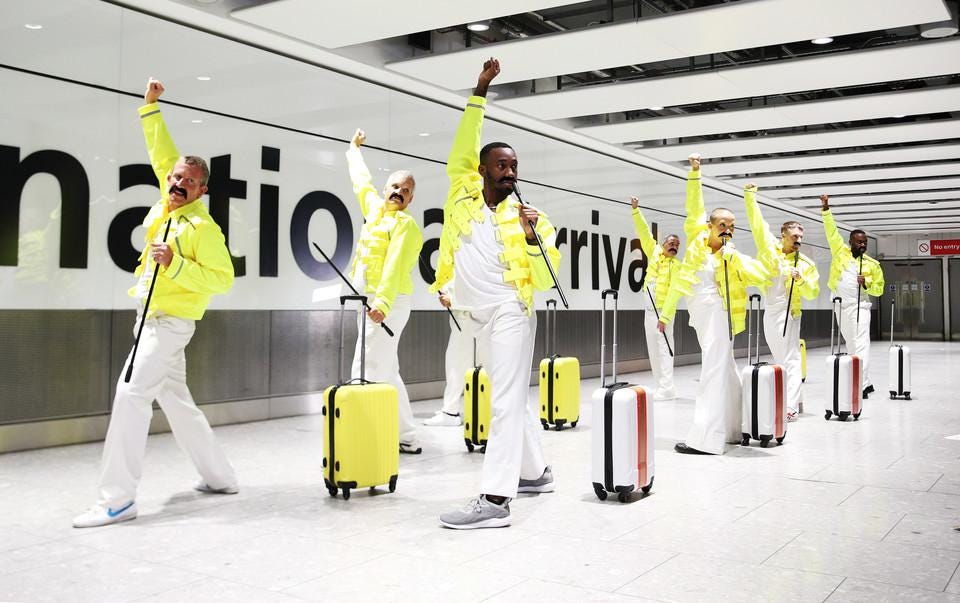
[591,289,654,503]
[826,296,862,421]
[887,299,912,400]
[740,294,787,447]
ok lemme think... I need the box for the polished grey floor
[1,341,959,602]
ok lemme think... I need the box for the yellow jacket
[346,146,423,318]
[431,96,561,314]
[822,208,884,297]
[131,103,234,320]
[631,208,678,310]
[659,171,767,334]
[743,186,820,317]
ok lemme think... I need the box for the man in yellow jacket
[744,185,820,419]
[74,78,236,528]
[821,194,885,398]
[438,58,561,529]
[630,196,680,400]
[346,129,424,453]
[658,154,767,455]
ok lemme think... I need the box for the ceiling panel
[707,144,960,177]
[768,177,960,198]
[386,0,950,90]
[577,86,960,143]
[731,163,960,188]
[871,225,960,233]
[231,0,575,49]
[499,38,960,120]
[638,121,960,162]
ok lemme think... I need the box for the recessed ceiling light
[467,21,490,32]
[196,76,211,81]
[892,114,907,118]
[24,23,42,30]
[418,132,430,137]
[811,36,834,45]
[647,106,664,111]
[192,119,203,124]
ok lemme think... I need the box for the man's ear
[477,163,486,178]
[199,184,208,197]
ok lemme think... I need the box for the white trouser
[474,302,546,499]
[98,313,236,506]
[644,309,676,397]
[686,293,742,455]
[440,310,474,416]
[763,305,803,414]
[835,298,872,389]
[352,294,417,444]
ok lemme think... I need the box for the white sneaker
[424,411,462,427]
[72,501,138,528]
[654,389,677,401]
[193,480,239,495]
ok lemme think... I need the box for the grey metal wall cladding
[1,311,113,423]
[3,308,840,426]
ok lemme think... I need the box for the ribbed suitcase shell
[539,356,580,431]
[463,366,491,452]
[740,295,787,447]
[799,338,807,382]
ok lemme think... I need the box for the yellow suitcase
[322,295,399,500]
[464,339,491,452]
[539,299,581,431]
[800,338,807,383]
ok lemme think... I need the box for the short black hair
[479,141,514,164]
[849,229,867,239]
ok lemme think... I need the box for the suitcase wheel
[740,434,750,447]
[776,435,785,445]
[341,487,351,500]
[889,391,897,399]
[326,482,338,498]
[802,378,806,383]
[593,483,607,501]
[760,438,770,448]
[389,475,397,493]
[480,445,487,454]
[465,440,474,452]
[571,420,578,428]
[853,411,861,421]
[542,422,550,431]
[905,392,911,400]
[641,477,654,495]
[617,491,630,503]
[824,410,832,421]
[839,411,851,422]
[555,419,566,432]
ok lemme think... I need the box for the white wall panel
[734,163,960,188]
[708,144,960,177]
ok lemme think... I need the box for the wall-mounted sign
[917,239,960,256]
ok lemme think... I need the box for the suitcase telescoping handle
[747,293,762,365]
[338,294,369,384]
[545,299,558,357]
[830,296,843,356]
[600,289,619,387]
[889,298,895,345]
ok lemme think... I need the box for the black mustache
[169,185,187,197]
[389,192,404,201]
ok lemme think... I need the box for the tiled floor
[2,341,960,602]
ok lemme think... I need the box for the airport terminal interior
[2,0,960,600]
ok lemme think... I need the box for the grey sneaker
[193,480,239,495]
[518,466,555,493]
[439,495,511,529]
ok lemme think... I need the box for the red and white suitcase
[826,296,862,421]
[888,299,912,400]
[740,294,787,448]
[591,289,654,503]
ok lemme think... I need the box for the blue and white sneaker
[72,501,138,528]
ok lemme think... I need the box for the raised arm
[684,154,705,240]
[743,184,778,261]
[630,196,657,259]
[345,128,382,218]
[820,194,847,255]
[447,58,499,181]
[139,78,180,189]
